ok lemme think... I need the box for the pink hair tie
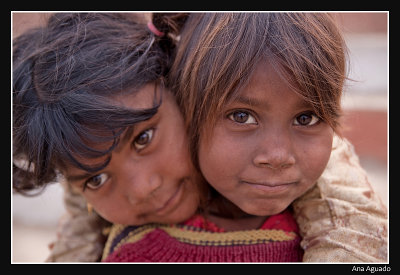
[147,21,165,37]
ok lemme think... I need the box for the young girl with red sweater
[102,13,387,262]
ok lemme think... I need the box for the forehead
[113,83,159,109]
[224,63,320,122]
[231,61,300,103]
[247,60,295,91]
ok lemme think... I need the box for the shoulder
[292,136,388,262]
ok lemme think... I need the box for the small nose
[253,131,295,170]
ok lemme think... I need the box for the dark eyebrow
[233,95,268,109]
[234,94,313,110]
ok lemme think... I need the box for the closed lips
[242,181,296,187]
[240,180,297,193]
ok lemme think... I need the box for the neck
[203,191,267,231]
[206,213,267,231]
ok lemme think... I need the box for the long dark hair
[13,13,189,193]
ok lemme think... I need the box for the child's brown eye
[228,111,257,124]
[84,173,109,190]
[297,114,312,125]
[294,113,319,126]
[133,129,154,150]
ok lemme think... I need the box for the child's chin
[242,203,290,217]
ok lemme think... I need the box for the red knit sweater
[102,209,303,262]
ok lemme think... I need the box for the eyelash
[293,112,320,126]
[83,173,109,191]
[227,110,258,125]
[132,128,155,151]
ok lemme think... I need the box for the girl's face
[198,61,334,216]
[65,84,200,225]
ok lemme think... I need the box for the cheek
[300,132,333,182]
[158,121,192,174]
[162,139,193,180]
[89,198,128,224]
[198,130,244,184]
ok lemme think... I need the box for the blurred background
[11,12,388,262]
